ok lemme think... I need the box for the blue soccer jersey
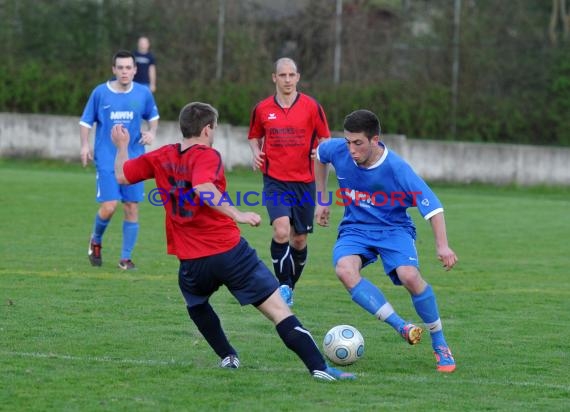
[317,138,443,231]
[80,81,159,171]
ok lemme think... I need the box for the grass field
[1,158,569,411]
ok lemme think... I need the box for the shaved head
[274,57,298,74]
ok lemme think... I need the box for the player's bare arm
[110,124,131,185]
[79,125,93,167]
[429,212,458,271]
[248,138,265,171]
[311,136,330,159]
[194,182,261,227]
[314,156,330,227]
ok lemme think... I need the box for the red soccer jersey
[123,143,241,259]
[248,93,330,183]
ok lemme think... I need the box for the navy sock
[186,303,236,359]
[276,315,326,373]
[270,240,294,287]
[290,246,307,288]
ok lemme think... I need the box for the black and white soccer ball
[322,324,365,366]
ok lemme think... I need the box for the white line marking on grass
[2,351,569,392]
[1,351,193,367]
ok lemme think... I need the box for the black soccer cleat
[220,355,240,369]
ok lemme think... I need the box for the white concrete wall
[1,113,569,186]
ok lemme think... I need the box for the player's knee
[397,267,425,293]
[256,291,292,324]
[290,235,307,250]
[272,224,290,242]
[99,201,118,217]
[335,264,359,288]
[123,202,139,220]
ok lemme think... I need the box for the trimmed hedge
[1,59,569,147]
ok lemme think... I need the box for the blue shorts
[262,175,315,234]
[95,169,144,203]
[332,226,419,285]
[178,237,279,308]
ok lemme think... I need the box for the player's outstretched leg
[350,278,423,343]
[186,303,239,367]
[411,284,456,372]
[272,313,355,381]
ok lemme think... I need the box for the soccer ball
[322,324,364,366]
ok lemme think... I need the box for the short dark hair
[343,109,381,140]
[179,102,218,138]
[112,50,135,66]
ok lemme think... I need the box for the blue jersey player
[315,109,457,373]
[80,50,159,270]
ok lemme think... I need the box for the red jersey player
[110,101,354,381]
[248,57,331,306]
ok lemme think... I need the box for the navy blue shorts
[262,175,315,234]
[178,237,279,308]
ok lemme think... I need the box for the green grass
[1,158,569,411]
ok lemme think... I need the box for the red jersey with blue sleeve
[123,143,241,259]
[317,138,443,231]
[248,93,330,183]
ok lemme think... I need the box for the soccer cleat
[434,345,456,373]
[312,366,356,381]
[399,323,423,345]
[88,239,102,266]
[279,284,294,307]
[220,354,240,369]
[118,259,136,270]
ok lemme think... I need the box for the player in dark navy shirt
[133,36,156,93]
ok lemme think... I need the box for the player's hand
[235,211,262,227]
[251,151,265,171]
[437,246,458,271]
[315,205,330,227]
[139,130,155,145]
[111,124,130,147]
[310,148,317,159]
[80,145,92,167]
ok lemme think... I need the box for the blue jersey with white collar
[317,138,443,231]
[80,81,159,171]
